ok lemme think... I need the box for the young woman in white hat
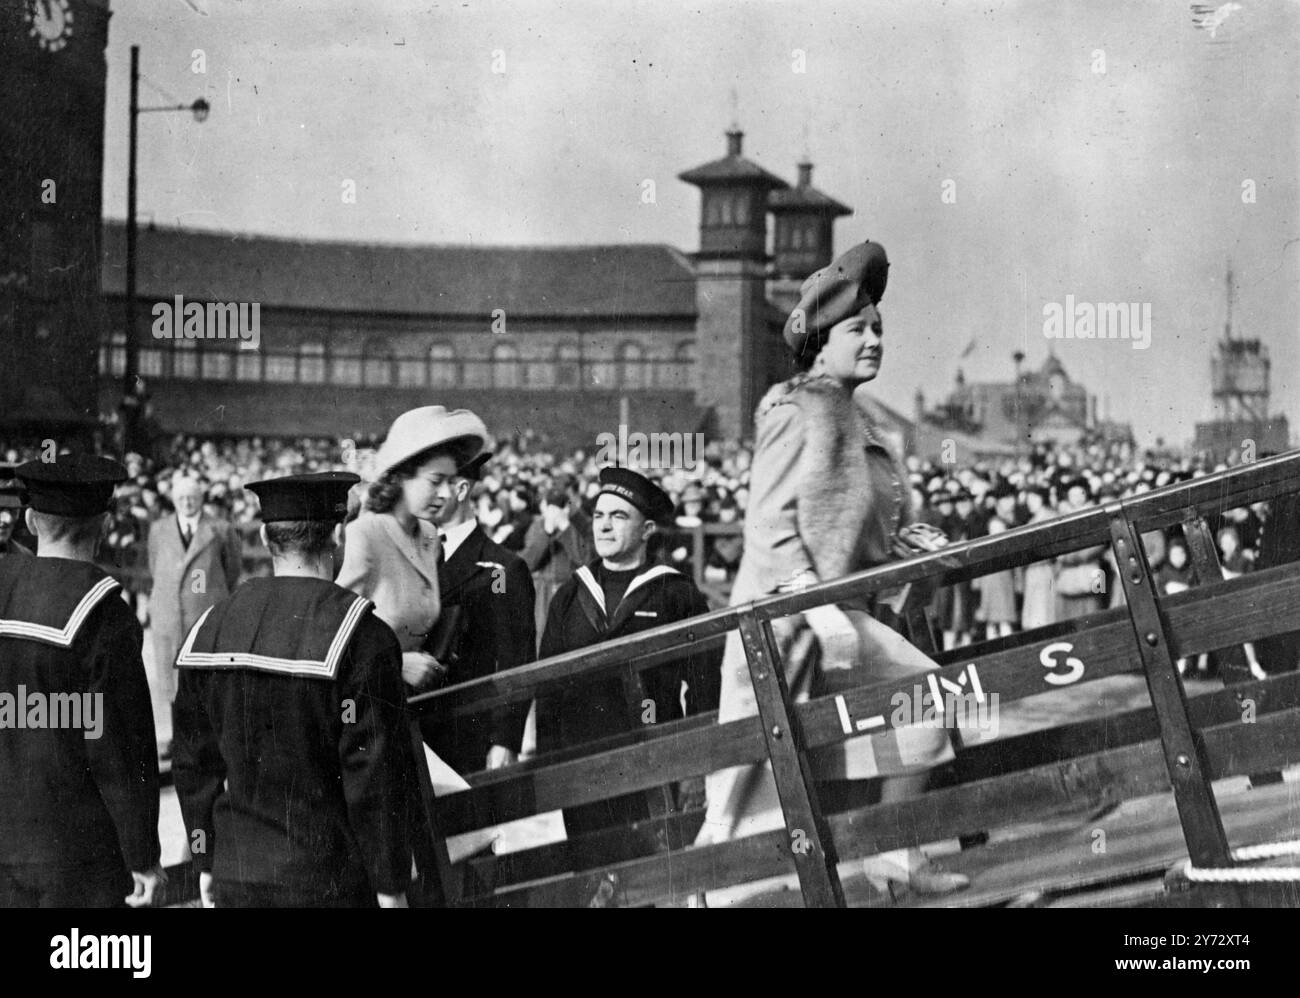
[337,406,489,692]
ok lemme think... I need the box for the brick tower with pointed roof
[767,158,853,314]
[679,127,789,438]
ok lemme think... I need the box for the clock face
[27,0,74,53]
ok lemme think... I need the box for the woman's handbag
[1055,562,1100,596]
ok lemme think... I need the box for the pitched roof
[768,184,852,216]
[677,131,789,189]
[678,156,790,188]
[100,223,698,319]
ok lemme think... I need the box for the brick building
[96,128,859,450]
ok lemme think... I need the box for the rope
[1182,839,1300,883]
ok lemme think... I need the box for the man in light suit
[148,472,242,756]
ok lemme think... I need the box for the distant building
[914,353,1133,460]
[0,0,111,441]
[95,128,862,450]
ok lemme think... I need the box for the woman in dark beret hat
[698,241,970,901]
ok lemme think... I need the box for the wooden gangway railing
[408,451,1300,908]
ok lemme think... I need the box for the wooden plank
[461,671,1300,893]
[950,670,1300,782]
[1106,509,1234,890]
[435,564,1300,834]
[475,704,1300,908]
[733,611,843,907]
[462,809,706,893]
[436,713,763,834]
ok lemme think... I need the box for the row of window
[776,221,824,251]
[99,336,697,391]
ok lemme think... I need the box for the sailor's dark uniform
[537,560,721,839]
[172,576,417,907]
[0,556,160,907]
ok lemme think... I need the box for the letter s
[1040,641,1084,686]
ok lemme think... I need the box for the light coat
[148,512,242,702]
[336,511,442,653]
[701,373,951,844]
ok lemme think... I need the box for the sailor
[0,454,162,907]
[536,466,721,852]
[172,472,418,908]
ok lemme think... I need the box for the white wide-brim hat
[373,406,491,479]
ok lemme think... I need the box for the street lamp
[1012,350,1026,459]
[121,44,208,455]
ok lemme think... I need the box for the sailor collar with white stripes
[175,595,373,681]
[0,576,120,648]
[574,563,679,619]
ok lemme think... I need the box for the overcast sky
[101,0,1300,447]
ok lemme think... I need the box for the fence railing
[406,449,1300,907]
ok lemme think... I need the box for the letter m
[649,432,678,470]
[207,301,238,339]
[51,692,80,729]
[1099,302,1128,340]
[102,936,131,969]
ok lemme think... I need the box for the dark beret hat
[597,466,674,524]
[15,455,126,517]
[248,471,360,523]
[783,240,889,356]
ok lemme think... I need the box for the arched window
[299,341,326,384]
[617,342,647,389]
[705,196,721,227]
[791,225,804,250]
[719,196,733,225]
[363,340,394,387]
[102,332,126,376]
[492,342,520,389]
[673,340,697,390]
[429,343,457,388]
[236,348,263,382]
[265,347,296,382]
[201,345,232,380]
[526,348,555,388]
[734,194,749,225]
[139,345,163,377]
[397,352,427,387]
[331,351,361,386]
[172,339,198,379]
[556,343,581,388]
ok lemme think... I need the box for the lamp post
[1012,350,1026,459]
[121,44,209,455]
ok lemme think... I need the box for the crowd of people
[2,426,1282,668]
